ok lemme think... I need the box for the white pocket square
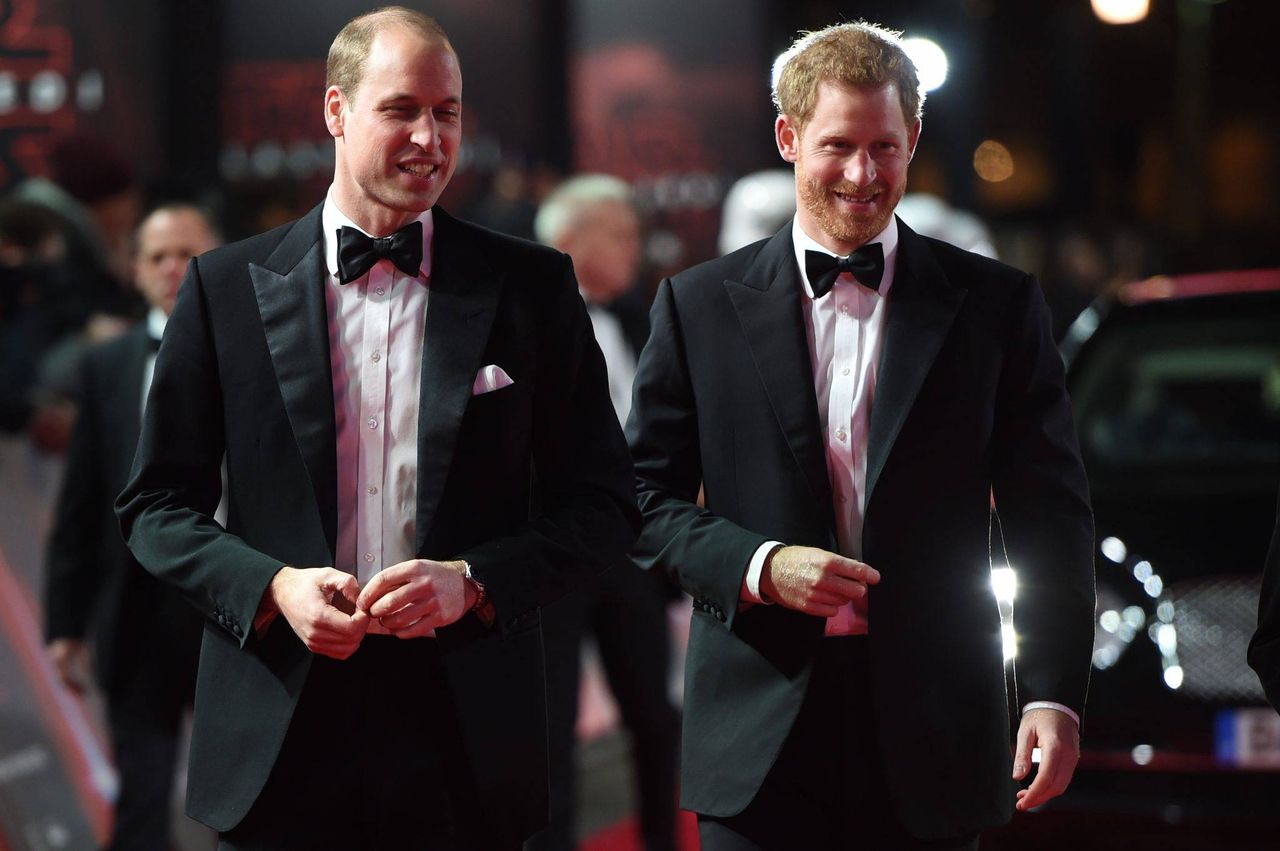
[472,364,514,395]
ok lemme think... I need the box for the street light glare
[902,37,948,93]
[1092,0,1150,25]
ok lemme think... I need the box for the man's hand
[265,566,368,659]
[760,545,880,617]
[48,638,90,695]
[1013,708,1080,811]
[356,559,476,638]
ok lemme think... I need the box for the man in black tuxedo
[115,8,637,850]
[1248,487,1280,707]
[626,22,1095,850]
[45,203,221,851]
[528,175,679,851]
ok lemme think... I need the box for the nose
[845,149,876,188]
[162,256,187,282]
[410,114,439,152]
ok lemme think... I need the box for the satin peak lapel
[865,221,967,505]
[249,210,338,560]
[724,231,836,536]
[414,213,503,555]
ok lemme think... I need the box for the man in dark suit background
[626,22,1095,850]
[115,8,637,850]
[528,175,679,851]
[45,203,221,851]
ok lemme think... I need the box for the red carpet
[581,809,700,850]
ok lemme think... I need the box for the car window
[1071,312,1280,468]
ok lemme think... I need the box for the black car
[1039,269,1280,838]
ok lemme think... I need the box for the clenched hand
[760,545,880,617]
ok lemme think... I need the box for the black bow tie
[336,221,423,284]
[804,244,884,298]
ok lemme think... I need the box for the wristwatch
[458,560,495,627]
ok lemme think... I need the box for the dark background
[2,0,1275,274]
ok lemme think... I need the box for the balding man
[45,203,221,851]
[115,8,636,849]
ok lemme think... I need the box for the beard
[797,171,906,251]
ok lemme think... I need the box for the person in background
[626,21,1094,849]
[529,175,679,851]
[45,204,222,851]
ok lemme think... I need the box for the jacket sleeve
[625,277,770,630]
[115,258,282,649]
[991,273,1096,719]
[1248,488,1280,709]
[44,355,108,641]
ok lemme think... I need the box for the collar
[321,190,434,281]
[146,306,167,341]
[791,215,899,300]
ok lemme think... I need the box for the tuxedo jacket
[116,205,640,840]
[626,219,1095,840]
[45,324,202,692]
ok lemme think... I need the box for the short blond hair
[771,21,922,130]
[326,6,451,103]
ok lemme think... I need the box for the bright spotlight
[1001,624,1018,661]
[1131,744,1155,765]
[991,567,1018,605]
[1164,665,1184,689]
[902,37,948,93]
[1092,0,1150,25]
[1100,537,1127,563]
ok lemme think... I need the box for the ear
[906,118,922,162]
[324,86,346,140]
[775,114,800,164]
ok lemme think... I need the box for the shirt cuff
[1022,700,1080,728]
[743,541,784,604]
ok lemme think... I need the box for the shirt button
[841,367,851,376]
[840,305,851,315]
[371,352,381,363]
[368,417,378,429]
[367,485,378,494]
[364,553,375,563]
[375,287,385,296]
[836,428,847,442]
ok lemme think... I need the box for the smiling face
[776,80,920,255]
[325,25,461,236]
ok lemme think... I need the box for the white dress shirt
[584,300,637,426]
[742,217,897,637]
[321,193,432,590]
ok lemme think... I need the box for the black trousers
[104,644,197,851]
[698,638,980,851]
[526,564,680,851]
[218,636,517,851]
